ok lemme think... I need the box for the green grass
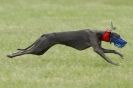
[0,0,133,88]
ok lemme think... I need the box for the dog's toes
[7,54,14,58]
[17,49,21,50]
[115,63,120,66]
[112,63,120,66]
[117,53,124,59]
[17,48,25,51]
[110,62,120,66]
[121,56,124,59]
[120,54,124,59]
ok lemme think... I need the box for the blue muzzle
[110,36,127,48]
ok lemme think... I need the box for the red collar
[101,31,111,42]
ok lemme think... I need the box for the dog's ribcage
[54,30,91,50]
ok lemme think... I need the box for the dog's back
[51,29,93,50]
[54,29,91,42]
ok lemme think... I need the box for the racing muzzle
[110,36,127,48]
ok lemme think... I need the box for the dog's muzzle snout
[110,37,127,48]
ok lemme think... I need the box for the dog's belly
[65,42,91,50]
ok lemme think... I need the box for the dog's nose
[114,38,127,48]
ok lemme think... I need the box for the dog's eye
[118,35,120,38]
[115,34,120,38]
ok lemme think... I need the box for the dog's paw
[114,63,120,66]
[17,48,25,51]
[117,53,124,59]
[120,54,124,59]
[111,62,120,66]
[7,54,14,58]
[121,56,124,59]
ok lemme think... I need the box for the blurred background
[0,0,133,88]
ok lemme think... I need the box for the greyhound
[7,22,127,65]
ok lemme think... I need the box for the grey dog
[7,29,124,65]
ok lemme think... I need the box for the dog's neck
[97,31,111,42]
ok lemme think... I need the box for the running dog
[7,29,127,66]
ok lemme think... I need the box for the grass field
[0,0,133,88]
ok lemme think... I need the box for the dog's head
[99,31,127,48]
[100,21,127,48]
[110,32,127,48]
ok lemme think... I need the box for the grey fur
[7,29,123,65]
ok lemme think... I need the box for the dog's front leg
[89,32,119,66]
[93,47,119,66]
[102,48,124,59]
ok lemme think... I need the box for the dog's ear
[110,21,116,30]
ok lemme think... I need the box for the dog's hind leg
[17,33,55,51]
[28,35,55,55]
[7,41,53,58]
[7,50,30,58]
[7,33,56,58]
[17,37,41,51]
